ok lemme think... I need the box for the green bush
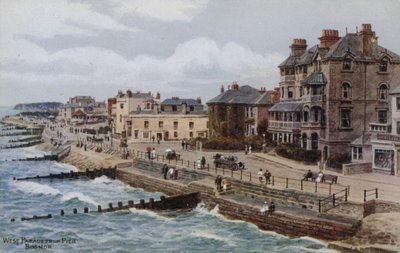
[275,143,320,163]
[326,153,351,169]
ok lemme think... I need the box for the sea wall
[116,161,361,241]
[343,163,372,175]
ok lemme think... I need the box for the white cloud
[109,0,209,22]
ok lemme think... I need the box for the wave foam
[93,175,112,184]
[191,230,236,246]
[60,192,99,206]
[13,181,61,196]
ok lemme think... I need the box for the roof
[390,86,400,95]
[324,33,400,61]
[161,98,199,106]
[129,111,207,116]
[207,85,263,105]
[269,102,304,112]
[302,72,327,86]
[254,90,274,105]
[73,109,86,117]
[278,55,297,68]
[297,45,318,65]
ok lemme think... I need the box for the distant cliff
[14,102,63,111]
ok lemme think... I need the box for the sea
[0,107,339,253]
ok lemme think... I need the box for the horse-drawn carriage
[213,153,245,171]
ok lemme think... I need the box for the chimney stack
[220,84,225,94]
[290,39,307,57]
[196,97,202,104]
[259,87,266,94]
[181,103,187,114]
[358,24,377,57]
[156,91,160,100]
[126,90,132,97]
[319,30,340,49]
[231,82,239,91]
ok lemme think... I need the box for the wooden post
[364,189,367,202]
[272,176,274,186]
[73,208,77,214]
[207,164,210,171]
[249,172,252,182]
[315,182,317,193]
[109,203,113,210]
[240,170,243,181]
[286,178,288,188]
[97,205,102,212]
[375,188,378,199]
[140,199,145,209]
[84,207,89,213]
[128,200,134,207]
[348,185,350,196]
[329,183,332,195]
[301,179,303,191]
[160,196,166,209]
[345,188,348,202]
[318,200,321,213]
[332,194,336,207]
[60,210,64,216]
[118,202,123,210]
[149,198,154,209]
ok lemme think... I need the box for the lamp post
[262,133,266,153]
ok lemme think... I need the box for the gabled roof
[324,33,400,61]
[73,109,86,117]
[207,85,262,105]
[297,45,318,65]
[278,55,297,68]
[161,98,199,106]
[254,90,274,105]
[302,72,327,86]
[269,102,304,112]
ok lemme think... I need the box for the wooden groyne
[1,140,43,149]
[11,192,200,222]
[14,167,117,181]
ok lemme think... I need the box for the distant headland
[14,102,63,111]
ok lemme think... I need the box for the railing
[377,133,400,142]
[369,123,389,133]
[280,75,295,83]
[364,188,378,202]
[301,95,323,103]
[133,150,348,197]
[318,187,349,213]
[268,120,301,130]
[301,121,324,128]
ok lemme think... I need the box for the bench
[303,172,338,184]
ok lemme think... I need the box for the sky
[0,0,400,106]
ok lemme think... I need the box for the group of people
[260,201,275,216]
[214,175,230,192]
[151,135,161,144]
[181,140,189,151]
[257,168,272,184]
[303,170,324,183]
[161,164,178,180]
[146,147,156,160]
[244,145,252,155]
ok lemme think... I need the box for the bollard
[109,203,113,210]
[118,202,123,210]
[332,194,336,207]
[84,207,89,213]
[47,214,52,218]
[160,196,166,208]
[97,205,102,212]
[128,200,134,207]
[286,178,288,188]
[60,210,64,216]
[73,208,77,214]
[149,198,154,209]
[140,199,146,209]
[301,179,303,191]
[315,182,317,193]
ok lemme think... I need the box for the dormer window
[343,60,352,71]
[379,59,388,72]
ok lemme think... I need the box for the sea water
[0,108,338,252]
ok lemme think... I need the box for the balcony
[280,75,295,83]
[369,123,389,133]
[301,95,324,103]
[268,120,301,131]
[301,121,325,129]
[377,133,400,142]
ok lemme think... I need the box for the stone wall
[363,200,400,217]
[116,161,361,241]
[343,162,372,175]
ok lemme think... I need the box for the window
[378,84,388,100]
[281,87,285,98]
[159,121,163,128]
[311,133,318,150]
[146,103,150,110]
[173,121,178,130]
[172,105,177,111]
[303,66,307,74]
[134,130,139,139]
[174,131,178,138]
[288,90,293,98]
[352,147,363,160]
[143,132,149,139]
[397,98,400,110]
[378,110,387,124]
[303,107,309,122]
[397,121,400,135]
[379,59,388,72]
[189,132,193,138]
[189,122,194,129]
[342,82,351,99]
[120,103,124,109]
[144,121,149,128]
[119,114,122,123]
[190,106,194,111]
[341,109,352,128]
[343,60,352,71]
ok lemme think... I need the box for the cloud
[107,0,209,22]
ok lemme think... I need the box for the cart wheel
[232,164,238,171]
